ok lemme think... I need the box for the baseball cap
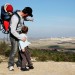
[22,7,33,17]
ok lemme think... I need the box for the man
[8,7,34,71]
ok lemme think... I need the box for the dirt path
[0,61,75,75]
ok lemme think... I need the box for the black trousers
[20,47,33,68]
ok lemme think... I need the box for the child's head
[21,26,28,34]
[4,3,13,13]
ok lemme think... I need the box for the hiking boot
[21,67,29,71]
[28,66,34,69]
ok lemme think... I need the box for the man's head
[22,7,33,17]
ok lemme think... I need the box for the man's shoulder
[11,11,21,22]
[10,15,18,23]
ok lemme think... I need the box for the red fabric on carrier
[3,21,9,31]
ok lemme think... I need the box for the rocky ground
[0,61,75,75]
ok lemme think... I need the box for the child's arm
[22,49,25,52]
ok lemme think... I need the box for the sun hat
[4,3,13,12]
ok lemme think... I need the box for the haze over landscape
[0,0,75,39]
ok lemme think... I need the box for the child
[19,26,34,71]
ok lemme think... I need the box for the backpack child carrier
[0,4,20,34]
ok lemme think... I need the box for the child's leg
[24,47,33,67]
[20,51,27,68]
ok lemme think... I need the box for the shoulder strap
[12,10,21,30]
[13,10,20,25]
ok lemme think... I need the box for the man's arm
[10,15,26,41]
[24,17,34,22]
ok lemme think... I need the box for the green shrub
[0,59,2,63]
[0,41,11,56]
[0,57,3,63]
[29,48,75,62]
[36,54,49,61]
[4,49,10,57]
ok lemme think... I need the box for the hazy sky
[0,0,75,38]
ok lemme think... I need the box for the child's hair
[21,26,28,33]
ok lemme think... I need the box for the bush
[0,59,2,63]
[29,48,75,62]
[49,51,75,62]
[0,41,11,56]
[36,54,49,61]
[4,49,10,57]
[0,56,3,63]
